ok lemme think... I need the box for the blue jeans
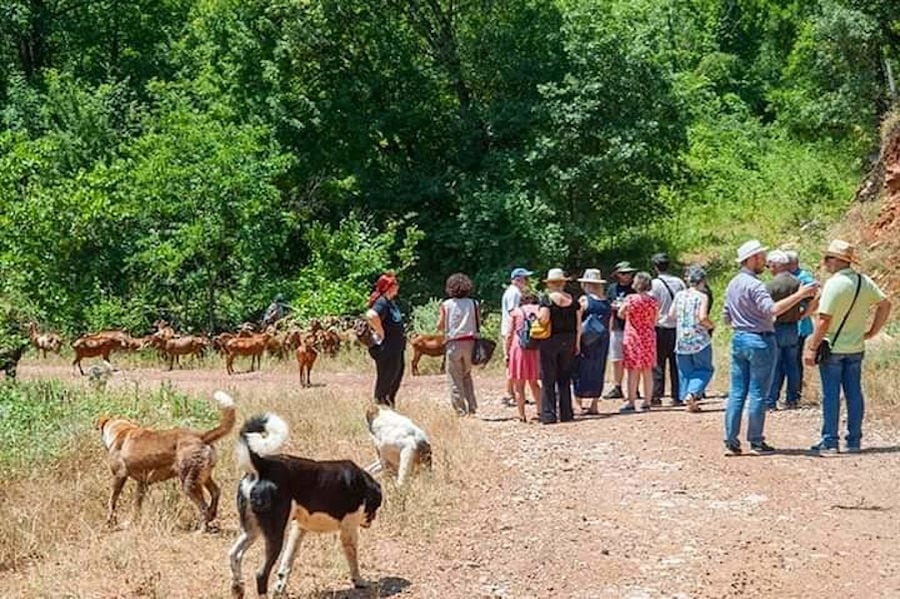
[724,332,776,445]
[767,322,800,408]
[676,345,714,400]
[818,352,865,449]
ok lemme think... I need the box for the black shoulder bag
[815,275,862,364]
[471,299,497,366]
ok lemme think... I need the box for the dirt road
[5,360,900,598]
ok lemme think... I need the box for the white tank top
[442,298,478,340]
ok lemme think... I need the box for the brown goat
[223,333,270,375]
[162,335,208,370]
[296,340,318,387]
[29,322,62,358]
[409,334,447,376]
[72,335,129,375]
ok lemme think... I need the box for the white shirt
[500,284,522,336]
[651,273,686,328]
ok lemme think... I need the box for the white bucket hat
[543,268,569,283]
[577,268,607,284]
[736,239,768,264]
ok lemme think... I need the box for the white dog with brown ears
[365,403,432,486]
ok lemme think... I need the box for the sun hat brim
[577,277,607,283]
[735,246,768,263]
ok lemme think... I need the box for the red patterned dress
[622,293,658,370]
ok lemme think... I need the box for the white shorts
[609,329,624,361]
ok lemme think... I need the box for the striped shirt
[722,268,775,333]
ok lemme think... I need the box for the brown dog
[97,390,236,530]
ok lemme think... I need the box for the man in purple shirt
[722,240,816,456]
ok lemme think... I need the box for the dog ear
[94,416,110,431]
[364,403,380,426]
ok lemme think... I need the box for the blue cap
[510,267,533,280]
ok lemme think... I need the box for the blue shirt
[792,268,815,337]
[723,268,775,333]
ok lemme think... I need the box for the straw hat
[612,261,637,274]
[736,239,768,263]
[577,268,607,284]
[543,268,569,283]
[823,239,858,263]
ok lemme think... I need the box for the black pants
[653,327,679,399]
[370,345,404,407]
[540,333,576,423]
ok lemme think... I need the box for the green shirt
[818,268,886,354]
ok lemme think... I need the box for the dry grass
[0,368,497,598]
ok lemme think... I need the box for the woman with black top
[365,272,406,407]
[537,268,583,424]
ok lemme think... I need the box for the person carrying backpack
[505,291,542,422]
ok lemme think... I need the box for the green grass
[0,380,216,472]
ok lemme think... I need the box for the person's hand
[864,329,876,341]
[803,348,817,367]
[574,341,581,356]
[799,283,818,298]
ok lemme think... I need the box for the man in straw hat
[722,240,817,456]
[804,240,891,455]
[604,261,637,399]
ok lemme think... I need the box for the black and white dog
[229,413,382,598]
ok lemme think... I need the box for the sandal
[639,402,651,411]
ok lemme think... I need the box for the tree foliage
[0,0,894,331]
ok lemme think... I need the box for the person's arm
[698,293,714,330]
[772,284,817,316]
[865,298,892,340]
[617,296,629,320]
[803,313,832,366]
[436,303,446,334]
[538,294,551,325]
[365,307,384,344]
[575,301,583,355]
[505,309,517,356]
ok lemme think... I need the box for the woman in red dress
[617,271,659,412]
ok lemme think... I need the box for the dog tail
[200,391,237,444]
[236,413,289,475]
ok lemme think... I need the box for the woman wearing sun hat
[537,268,582,424]
[572,269,611,415]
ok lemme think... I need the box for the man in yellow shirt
[804,240,892,455]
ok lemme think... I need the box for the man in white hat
[722,240,816,456]
[804,240,891,455]
[501,267,533,406]
[764,250,805,410]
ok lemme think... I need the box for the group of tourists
[499,256,714,424]
[363,236,892,456]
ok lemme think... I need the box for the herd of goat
[19,318,453,382]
